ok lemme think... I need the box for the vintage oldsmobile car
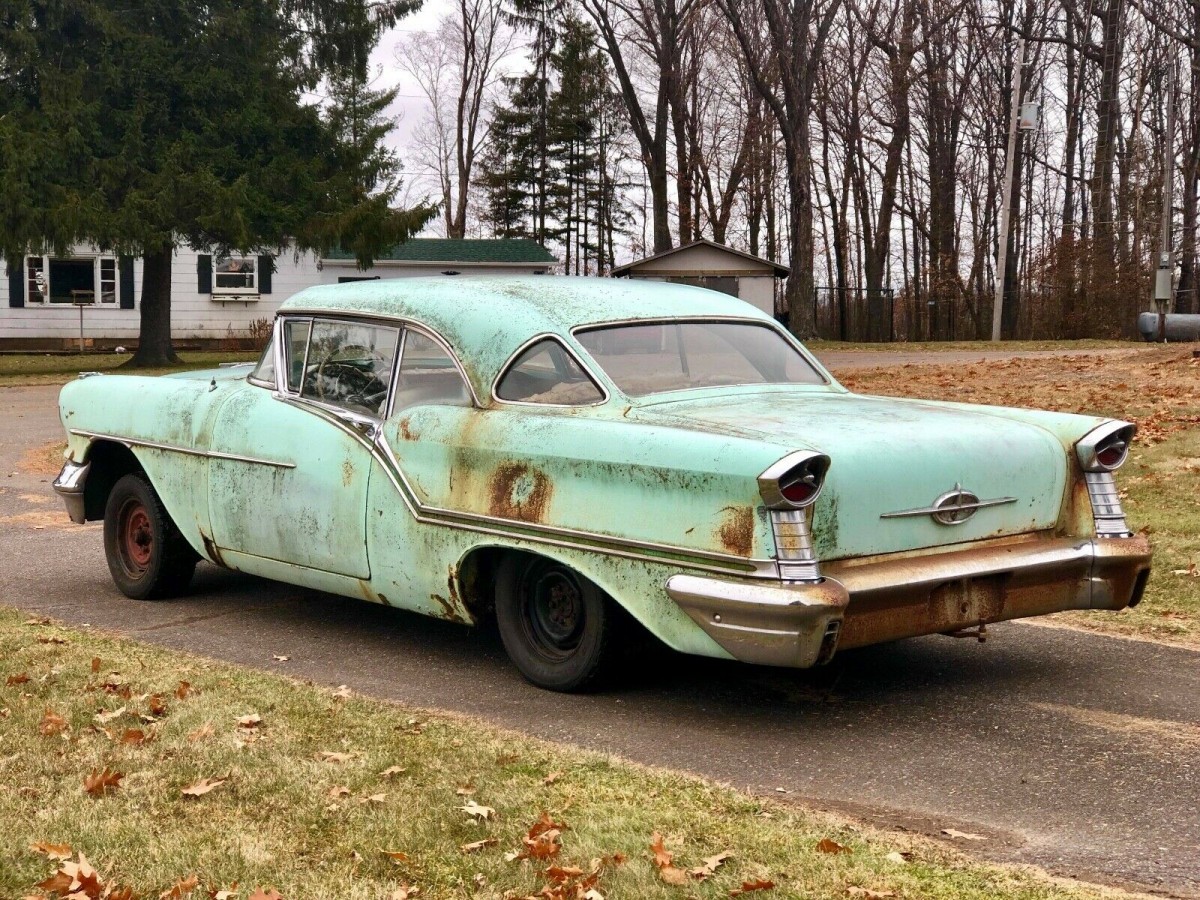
[54,277,1152,691]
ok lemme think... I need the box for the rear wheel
[495,555,618,692]
[103,474,196,600]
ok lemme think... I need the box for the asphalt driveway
[2,379,1198,897]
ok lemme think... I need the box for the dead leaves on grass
[180,776,228,798]
[38,708,68,736]
[83,767,123,797]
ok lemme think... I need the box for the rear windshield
[575,321,824,397]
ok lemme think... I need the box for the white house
[610,239,788,317]
[0,238,557,349]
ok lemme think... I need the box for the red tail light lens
[780,475,818,504]
[1096,442,1127,468]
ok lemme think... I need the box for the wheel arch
[80,440,145,522]
[451,541,719,657]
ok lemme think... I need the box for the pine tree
[0,0,432,366]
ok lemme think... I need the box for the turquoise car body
[54,277,1152,670]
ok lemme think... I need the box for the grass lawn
[0,608,1119,900]
[0,351,261,386]
[805,339,1135,353]
[836,346,1200,647]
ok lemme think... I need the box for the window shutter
[7,259,24,308]
[197,254,212,293]
[118,256,135,309]
[257,255,273,294]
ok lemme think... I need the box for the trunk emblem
[881,484,1018,526]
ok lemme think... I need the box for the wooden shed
[610,239,789,316]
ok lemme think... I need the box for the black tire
[495,554,619,692]
[103,473,197,601]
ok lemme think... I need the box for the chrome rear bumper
[668,533,1151,667]
[52,460,89,524]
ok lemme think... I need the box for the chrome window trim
[491,333,610,408]
[569,316,832,398]
[285,315,402,420]
[386,323,478,418]
[274,308,481,408]
[69,429,296,469]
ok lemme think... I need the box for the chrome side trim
[770,508,821,582]
[880,495,1017,520]
[491,332,610,408]
[70,430,296,469]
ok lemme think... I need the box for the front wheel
[103,473,196,600]
[495,555,618,692]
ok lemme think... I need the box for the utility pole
[1155,62,1176,341]
[992,36,1026,342]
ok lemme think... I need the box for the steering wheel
[314,345,388,408]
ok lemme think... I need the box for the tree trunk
[784,128,817,338]
[125,246,180,368]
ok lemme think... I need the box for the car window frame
[492,333,610,408]
[385,324,478,418]
[569,315,831,398]
[293,316,402,420]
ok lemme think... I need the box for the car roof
[279,275,776,398]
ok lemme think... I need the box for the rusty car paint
[54,277,1153,669]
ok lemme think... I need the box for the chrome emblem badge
[880,483,1018,526]
[931,486,982,525]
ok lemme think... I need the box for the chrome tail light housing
[758,452,830,582]
[1076,422,1135,538]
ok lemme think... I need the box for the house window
[214,255,257,293]
[25,255,119,304]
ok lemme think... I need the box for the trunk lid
[633,390,1069,560]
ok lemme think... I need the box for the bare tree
[398,0,513,238]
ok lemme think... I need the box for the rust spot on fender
[398,417,419,441]
[488,462,553,522]
[717,506,754,557]
[430,593,465,623]
[341,459,355,487]
[200,532,227,568]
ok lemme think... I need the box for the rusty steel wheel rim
[520,562,586,661]
[118,498,154,575]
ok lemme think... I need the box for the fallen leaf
[84,767,123,796]
[328,785,350,800]
[380,765,406,777]
[38,709,68,736]
[213,888,239,900]
[649,832,689,885]
[94,706,126,725]
[91,657,101,674]
[455,781,475,796]
[381,850,410,863]
[389,886,420,899]
[159,873,199,898]
[6,672,30,686]
[319,751,352,763]
[543,771,563,785]
[459,799,494,821]
[248,890,284,900]
[29,840,72,859]
[37,635,68,645]
[512,811,567,860]
[362,792,386,804]
[885,851,912,864]
[332,684,352,699]
[690,851,733,881]
[187,722,214,742]
[817,838,852,854]
[847,888,895,899]
[941,828,985,841]
[175,681,193,700]
[461,838,498,853]
[272,654,290,662]
[120,728,147,745]
[237,714,262,729]
[730,880,775,896]
[181,776,227,798]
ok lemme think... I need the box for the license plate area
[929,574,1007,630]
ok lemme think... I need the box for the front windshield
[575,320,825,397]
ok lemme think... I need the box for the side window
[392,331,472,412]
[496,338,604,405]
[249,330,277,385]
[301,320,399,417]
[284,319,311,392]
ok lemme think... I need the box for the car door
[207,316,400,579]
